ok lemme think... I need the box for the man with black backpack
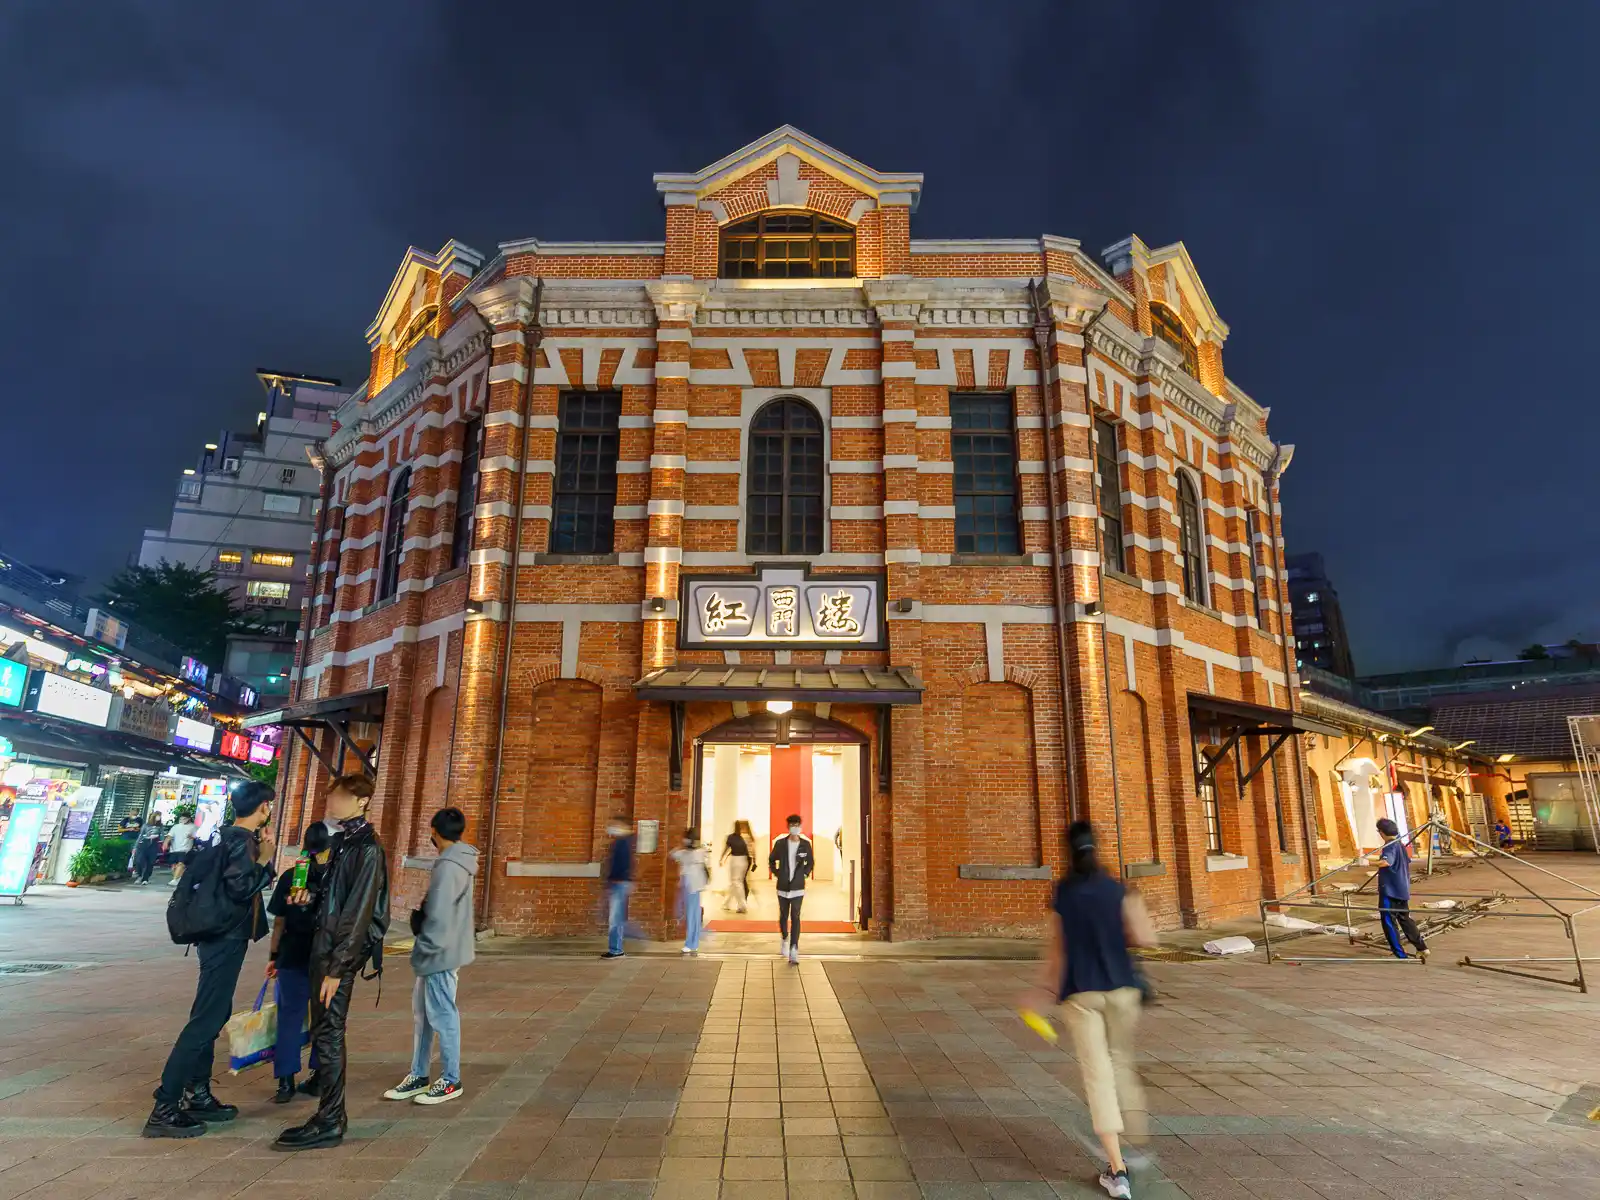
[145,781,277,1139]
[274,773,389,1151]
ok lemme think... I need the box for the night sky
[3,2,1593,674]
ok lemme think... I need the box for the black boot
[182,1083,238,1122]
[272,1114,345,1151]
[297,1071,322,1096]
[142,1101,206,1139]
[274,1075,297,1104]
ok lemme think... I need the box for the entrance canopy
[635,665,923,706]
[243,686,386,780]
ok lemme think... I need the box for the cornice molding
[468,277,538,329]
[1031,277,1106,328]
[540,307,656,328]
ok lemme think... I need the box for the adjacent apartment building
[262,128,1330,939]
[140,371,350,702]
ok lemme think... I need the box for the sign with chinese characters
[218,731,252,761]
[679,567,885,650]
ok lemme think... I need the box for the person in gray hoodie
[383,807,477,1106]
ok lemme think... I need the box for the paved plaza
[1,862,1599,1199]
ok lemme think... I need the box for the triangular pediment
[365,240,484,348]
[654,126,922,212]
[1104,236,1230,342]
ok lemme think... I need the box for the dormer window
[720,212,855,279]
[1152,303,1199,379]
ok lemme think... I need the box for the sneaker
[1418,948,1430,964]
[787,946,799,965]
[601,950,625,959]
[681,946,693,955]
[383,1074,430,1101]
[413,1078,464,1106]
[1098,1166,1132,1198]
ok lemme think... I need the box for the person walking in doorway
[385,806,478,1106]
[264,822,332,1103]
[1375,818,1429,962]
[274,774,389,1152]
[719,820,752,913]
[671,830,710,956]
[143,782,277,1138]
[1045,820,1156,1199]
[601,817,634,960]
[768,814,813,965]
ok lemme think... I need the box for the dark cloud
[0,0,1592,673]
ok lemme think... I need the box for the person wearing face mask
[273,774,389,1151]
[767,814,813,965]
[601,816,635,960]
[264,821,333,1103]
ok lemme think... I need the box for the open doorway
[692,712,869,933]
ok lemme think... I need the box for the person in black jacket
[143,782,277,1139]
[768,814,814,965]
[274,774,389,1151]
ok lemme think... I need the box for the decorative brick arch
[954,660,1039,690]
[956,660,989,688]
[524,659,633,693]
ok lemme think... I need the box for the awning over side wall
[244,686,387,781]
[634,665,923,706]
[1187,691,1341,791]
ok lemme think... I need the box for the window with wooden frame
[450,417,483,570]
[551,391,621,555]
[746,397,824,555]
[1176,471,1209,606]
[719,212,855,279]
[1151,303,1200,379]
[377,467,412,601]
[951,393,1021,555]
[1094,415,1126,575]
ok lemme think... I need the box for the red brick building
[261,127,1330,940]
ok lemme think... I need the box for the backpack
[166,840,238,944]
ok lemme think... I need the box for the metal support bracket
[668,702,685,791]
[330,719,377,780]
[293,726,340,776]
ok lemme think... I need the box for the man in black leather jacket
[274,773,389,1151]
[145,781,277,1138]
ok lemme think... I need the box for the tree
[98,562,247,667]
[1518,643,1550,660]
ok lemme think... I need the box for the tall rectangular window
[951,394,1020,555]
[1246,509,1266,627]
[1094,415,1125,575]
[551,391,621,555]
[450,418,483,570]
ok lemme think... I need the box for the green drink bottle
[292,854,309,890]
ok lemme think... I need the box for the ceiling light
[1496,753,1516,763]
[1407,724,1434,738]
[1451,739,1474,750]
[766,699,793,715]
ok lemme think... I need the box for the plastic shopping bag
[226,981,278,1074]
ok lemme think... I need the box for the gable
[365,239,484,349]
[654,125,922,222]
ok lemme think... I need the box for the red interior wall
[769,747,813,844]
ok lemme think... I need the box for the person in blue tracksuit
[1375,818,1428,961]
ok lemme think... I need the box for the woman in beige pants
[1042,821,1157,1199]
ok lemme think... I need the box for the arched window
[1152,304,1199,379]
[720,212,855,279]
[1176,471,1209,607]
[377,467,412,601]
[746,398,823,555]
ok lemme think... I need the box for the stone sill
[505,861,600,878]
[959,864,1052,881]
[535,553,619,566]
[1123,861,1166,879]
[401,855,437,871]
[1205,854,1250,873]
[949,554,1035,567]
[1279,853,1302,865]
[431,565,468,588]
[1103,568,1144,591]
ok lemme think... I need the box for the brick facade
[278,127,1313,940]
